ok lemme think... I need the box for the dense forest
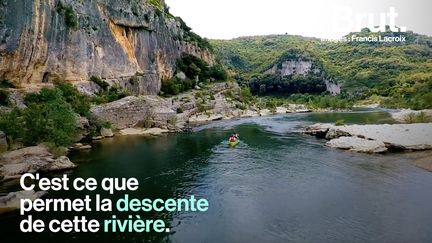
[211,28,432,109]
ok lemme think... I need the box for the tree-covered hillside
[211,29,432,109]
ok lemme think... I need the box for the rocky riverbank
[0,82,311,182]
[89,82,311,136]
[0,146,76,182]
[305,123,432,153]
[391,109,432,123]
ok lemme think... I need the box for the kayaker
[229,133,239,142]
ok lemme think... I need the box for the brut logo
[332,7,407,33]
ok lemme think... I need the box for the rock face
[0,146,76,181]
[100,128,114,138]
[265,60,313,76]
[0,0,213,95]
[90,95,176,129]
[264,57,341,95]
[305,123,432,153]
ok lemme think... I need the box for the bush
[403,112,431,124]
[240,86,254,104]
[1,88,77,146]
[0,80,16,88]
[161,78,181,96]
[56,3,78,30]
[335,119,345,126]
[0,108,23,141]
[92,87,129,104]
[208,64,228,81]
[161,77,196,96]
[90,76,109,91]
[55,82,91,116]
[0,89,10,106]
[177,55,227,82]
[176,106,184,114]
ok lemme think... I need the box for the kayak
[228,140,240,147]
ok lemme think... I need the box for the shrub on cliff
[176,55,228,82]
[56,2,78,30]
[208,64,228,81]
[0,89,10,106]
[90,76,109,91]
[161,77,195,96]
[92,87,129,104]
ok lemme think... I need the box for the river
[1,110,432,243]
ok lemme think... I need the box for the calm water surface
[1,111,432,243]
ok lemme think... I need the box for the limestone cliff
[0,0,214,94]
[264,56,341,95]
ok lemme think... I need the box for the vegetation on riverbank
[0,81,121,148]
[0,85,80,146]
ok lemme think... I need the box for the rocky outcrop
[305,123,432,153]
[90,95,176,130]
[119,127,169,136]
[100,128,114,138]
[90,81,317,133]
[0,190,47,214]
[263,56,341,95]
[327,137,388,153]
[0,0,214,95]
[0,146,76,181]
[75,115,90,142]
[391,109,432,123]
[265,60,313,76]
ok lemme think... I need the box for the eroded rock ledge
[0,146,76,182]
[305,123,432,153]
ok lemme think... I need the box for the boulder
[332,124,432,151]
[259,109,272,116]
[305,123,432,153]
[1,146,52,165]
[0,146,76,181]
[1,163,32,180]
[327,137,388,153]
[287,104,310,113]
[188,114,224,123]
[176,72,187,80]
[0,190,47,214]
[119,128,169,136]
[40,156,77,172]
[275,107,288,114]
[325,127,351,140]
[72,143,92,150]
[75,115,90,142]
[304,123,333,138]
[91,96,176,130]
[100,128,114,138]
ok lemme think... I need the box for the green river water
[1,110,432,243]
